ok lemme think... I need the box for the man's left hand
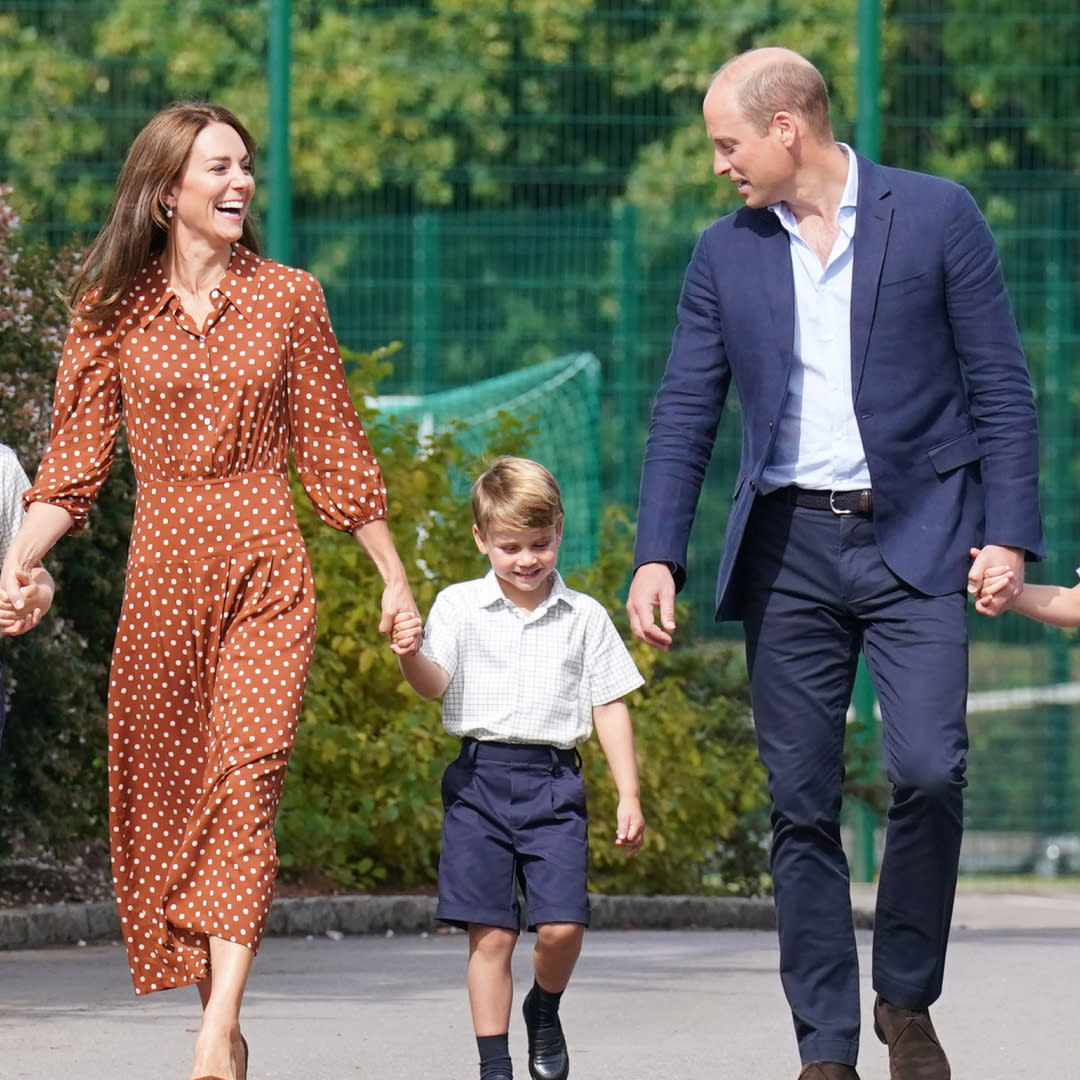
[968,544,1025,616]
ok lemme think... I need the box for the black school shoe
[522,988,570,1080]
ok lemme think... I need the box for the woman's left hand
[379,578,419,654]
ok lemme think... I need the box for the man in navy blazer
[627,48,1043,1080]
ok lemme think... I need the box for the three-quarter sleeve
[25,315,123,532]
[286,272,387,532]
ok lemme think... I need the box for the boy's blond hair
[471,457,564,537]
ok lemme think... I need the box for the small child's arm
[393,611,451,698]
[0,565,54,636]
[592,698,645,856]
[970,546,1080,627]
[1001,582,1080,627]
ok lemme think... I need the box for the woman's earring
[163,205,173,222]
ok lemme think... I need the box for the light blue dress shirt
[760,145,871,493]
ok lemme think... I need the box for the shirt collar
[133,243,263,330]
[479,568,575,615]
[768,142,859,233]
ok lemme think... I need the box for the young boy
[0,442,55,745]
[393,456,645,1080]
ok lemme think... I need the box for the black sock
[527,981,564,1025]
[477,1033,512,1080]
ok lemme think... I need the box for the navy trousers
[738,493,968,1067]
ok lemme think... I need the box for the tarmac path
[2,887,1080,1080]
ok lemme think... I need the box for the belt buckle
[828,490,855,516]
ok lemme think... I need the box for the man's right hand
[626,562,677,650]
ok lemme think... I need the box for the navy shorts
[436,738,591,932]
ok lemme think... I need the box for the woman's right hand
[0,501,73,630]
[0,567,52,635]
[0,556,29,618]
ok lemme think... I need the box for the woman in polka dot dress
[0,102,417,1080]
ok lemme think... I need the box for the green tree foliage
[892,0,1079,189]
[0,187,135,851]
[0,0,865,230]
[2,3,1073,265]
[279,346,770,895]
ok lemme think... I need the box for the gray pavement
[2,887,1080,1079]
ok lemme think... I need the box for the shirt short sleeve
[419,586,461,682]
[0,445,31,562]
[582,599,645,706]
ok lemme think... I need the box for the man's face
[703,81,792,209]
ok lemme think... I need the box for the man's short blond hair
[713,49,833,140]
[471,456,565,537]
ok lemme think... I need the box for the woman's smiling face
[166,121,255,249]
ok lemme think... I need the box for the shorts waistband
[459,737,582,770]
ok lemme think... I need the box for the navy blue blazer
[634,154,1044,622]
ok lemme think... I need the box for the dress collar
[133,243,263,329]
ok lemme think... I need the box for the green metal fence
[2,0,1080,852]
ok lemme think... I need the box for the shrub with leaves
[0,186,135,852]
[572,512,770,897]
[280,346,770,895]
[0,207,770,892]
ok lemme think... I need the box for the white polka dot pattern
[24,245,388,996]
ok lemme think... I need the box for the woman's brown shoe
[192,1033,247,1080]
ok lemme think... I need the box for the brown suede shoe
[873,994,951,1079]
[798,1064,860,1080]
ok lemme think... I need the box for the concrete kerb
[0,893,875,950]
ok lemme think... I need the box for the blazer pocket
[927,429,980,475]
[880,270,927,287]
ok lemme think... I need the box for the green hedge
[279,346,770,896]
[1,186,770,892]
[0,189,123,852]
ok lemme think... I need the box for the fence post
[851,0,881,883]
[851,661,878,883]
[1042,198,1073,834]
[412,213,441,394]
[856,0,881,162]
[612,202,639,505]
[267,0,292,265]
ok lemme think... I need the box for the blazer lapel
[755,211,796,383]
[850,154,894,400]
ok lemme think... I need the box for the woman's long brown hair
[69,101,261,323]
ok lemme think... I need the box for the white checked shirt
[0,444,30,562]
[420,569,644,749]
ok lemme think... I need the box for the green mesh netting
[376,353,601,570]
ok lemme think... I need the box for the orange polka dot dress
[26,245,386,995]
